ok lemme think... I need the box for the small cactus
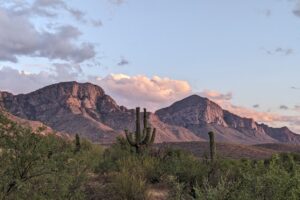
[208,131,216,161]
[74,133,81,153]
[125,107,156,153]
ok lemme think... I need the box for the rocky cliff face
[155,95,227,127]
[1,82,299,144]
[156,95,300,144]
[0,82,199,143]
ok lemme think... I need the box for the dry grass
[147,184,169,200]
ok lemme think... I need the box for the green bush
[105,170,149,200]
[0,113,102,199]
[2,111,300,200]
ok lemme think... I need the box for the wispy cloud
[0,65,82,94]
[263,47,294,56]
[291,86,300,90]
[253,104,260,108]
[117,57,130,66]
[108,0,126,5]
[294,105,300,112]
[280,105,289,110]
[293,1,300,17]
[199,90,232,101]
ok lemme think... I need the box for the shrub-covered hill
[1,111,300,200]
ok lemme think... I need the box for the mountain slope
[1,82,299,144]
[0,107,68,138]
[156,95,300,144]
[0,82,200,143]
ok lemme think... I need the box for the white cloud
[0,68,192,111]
[0,65,81,94]
[89,74,192,111]
[1,67,299,133]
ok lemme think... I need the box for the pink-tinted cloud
[89,74,192,111]
[199,90,300,132]
[1,67,299,133]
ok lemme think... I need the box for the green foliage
[2,111,300,199]
[125,107,156,153]
[96,139,300,200]
[105,170,149,200]
[0,113,102,199]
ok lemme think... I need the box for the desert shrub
[103,170,148,200]
[193,154,300,200]
[0,113,102,199]
[97,136,134,173]
[164,175,190,200]
[159,148,206,194]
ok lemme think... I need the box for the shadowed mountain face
[155,95,300,144]
[0,82,299,144]
[0,82,200,143]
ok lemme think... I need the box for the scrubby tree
[0,113,102,199]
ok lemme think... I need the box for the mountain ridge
[0,81,200,143]
[156,95,300,144]
[1,81,299,144]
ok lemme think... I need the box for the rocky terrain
[1,81,300,145]
[0,82,199,143]
[156,95,300,144]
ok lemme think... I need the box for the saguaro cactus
[74,133,81,153]
[208,131,216,161]
[125,107,156,153]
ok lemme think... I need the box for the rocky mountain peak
[34,81,121,112]
[1,83,299,144]
[31,81,104,101]
[156,95,227,127]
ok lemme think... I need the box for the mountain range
[0,81,299,144]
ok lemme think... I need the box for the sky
[0,0,300,132]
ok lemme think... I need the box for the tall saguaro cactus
[208,131,216,161]
[125,107,156,153]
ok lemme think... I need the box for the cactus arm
[136,107,141,143]
[143,108,148,129]
[142,127,151,145]
[149,128,156,144]
[125,129,136,146]
[141,128,147,142]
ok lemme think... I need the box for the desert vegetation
[1,110,300,200]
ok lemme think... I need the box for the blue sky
[0,0,300,131]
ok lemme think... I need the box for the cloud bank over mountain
[0,66,299,133]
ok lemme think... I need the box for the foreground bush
[0,113,102,199]
[95,139,300,200]
[1,112,300,199]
